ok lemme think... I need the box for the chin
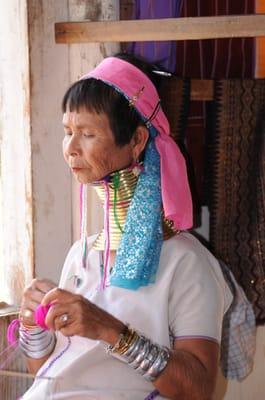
[75,174,96,185]
[77,177,92,184]
[73,170,108,184]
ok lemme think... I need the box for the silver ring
[59,313,69,324]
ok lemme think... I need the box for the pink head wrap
[82,57,193,230]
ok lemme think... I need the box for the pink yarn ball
[34,304,52,330]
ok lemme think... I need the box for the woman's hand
[20,278,57,326]
[42,288,126,345]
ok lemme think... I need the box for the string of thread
[81,184,88,269]
[7,319,20,346]
[144,389,160,400]
[0,346,20,371]
[38,336,71,378]
[79,184,83,237]
[101,179,110,290]
[113,172,124,233]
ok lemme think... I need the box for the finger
[34,279,57,294]
[45,303,71,331]
[28,289,46,304]
[54,313,73,332]
[42,288,79,307]
[59,325,75,337]
[20,304,38,326]
[21,299,40,313]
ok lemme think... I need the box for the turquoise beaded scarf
[110,124,163,290]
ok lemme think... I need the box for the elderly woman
[20,55,232,400]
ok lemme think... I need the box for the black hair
[61,53,160,147]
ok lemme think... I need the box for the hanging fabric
[174,0,256,216]
[208,79,265,324]
[256,0,265,78]
[126,0,182,73]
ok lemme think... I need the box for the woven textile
[176,0,255,79]
[208,80,265,324]
[175,0,256,208]
[158,76,190,143]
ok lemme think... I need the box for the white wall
[0,0,33,305]
[28,0,71,283]
[28,0,118,283]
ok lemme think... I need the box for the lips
[71,167,84,172]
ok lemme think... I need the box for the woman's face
[62,107,135,183]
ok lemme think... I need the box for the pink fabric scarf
[82,57,193,230]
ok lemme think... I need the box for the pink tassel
[102,180,110,290]
[80,184,88,269]
[34,304,52,330]
[7,319,20,346]
[80,184,83,237]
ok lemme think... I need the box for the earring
[130,157,144,177]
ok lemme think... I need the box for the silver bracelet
[19,326,44,335]
[19,334,53,351]
[19,329,51,344]
[143,347,171,382]
[19,326,56,359]
[129,338,151,369]
[19,335,56,359]
[106,327,171,382]
[136,343,160,375]
[126,336,146,363]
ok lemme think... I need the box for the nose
[64,134,81,158]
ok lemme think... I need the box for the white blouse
[23,232,233,400]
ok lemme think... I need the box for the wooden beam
[55,14,265,44]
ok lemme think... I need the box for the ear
[131,125,149,161]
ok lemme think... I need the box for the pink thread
[0,342,18,359]
[0,344,20,370]
[80,184,88,269]
[34,304,52,330]
[7,319,20,346]
[82,238,87,269]
[80,184,83,237]
[102,180,110,290]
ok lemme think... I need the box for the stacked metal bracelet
[107,327,170,382]
[19,324,56,359]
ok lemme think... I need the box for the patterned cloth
[220,261,256,380]
[208,79,265,324]
[174,0,256,210]
[176,0,255,79]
